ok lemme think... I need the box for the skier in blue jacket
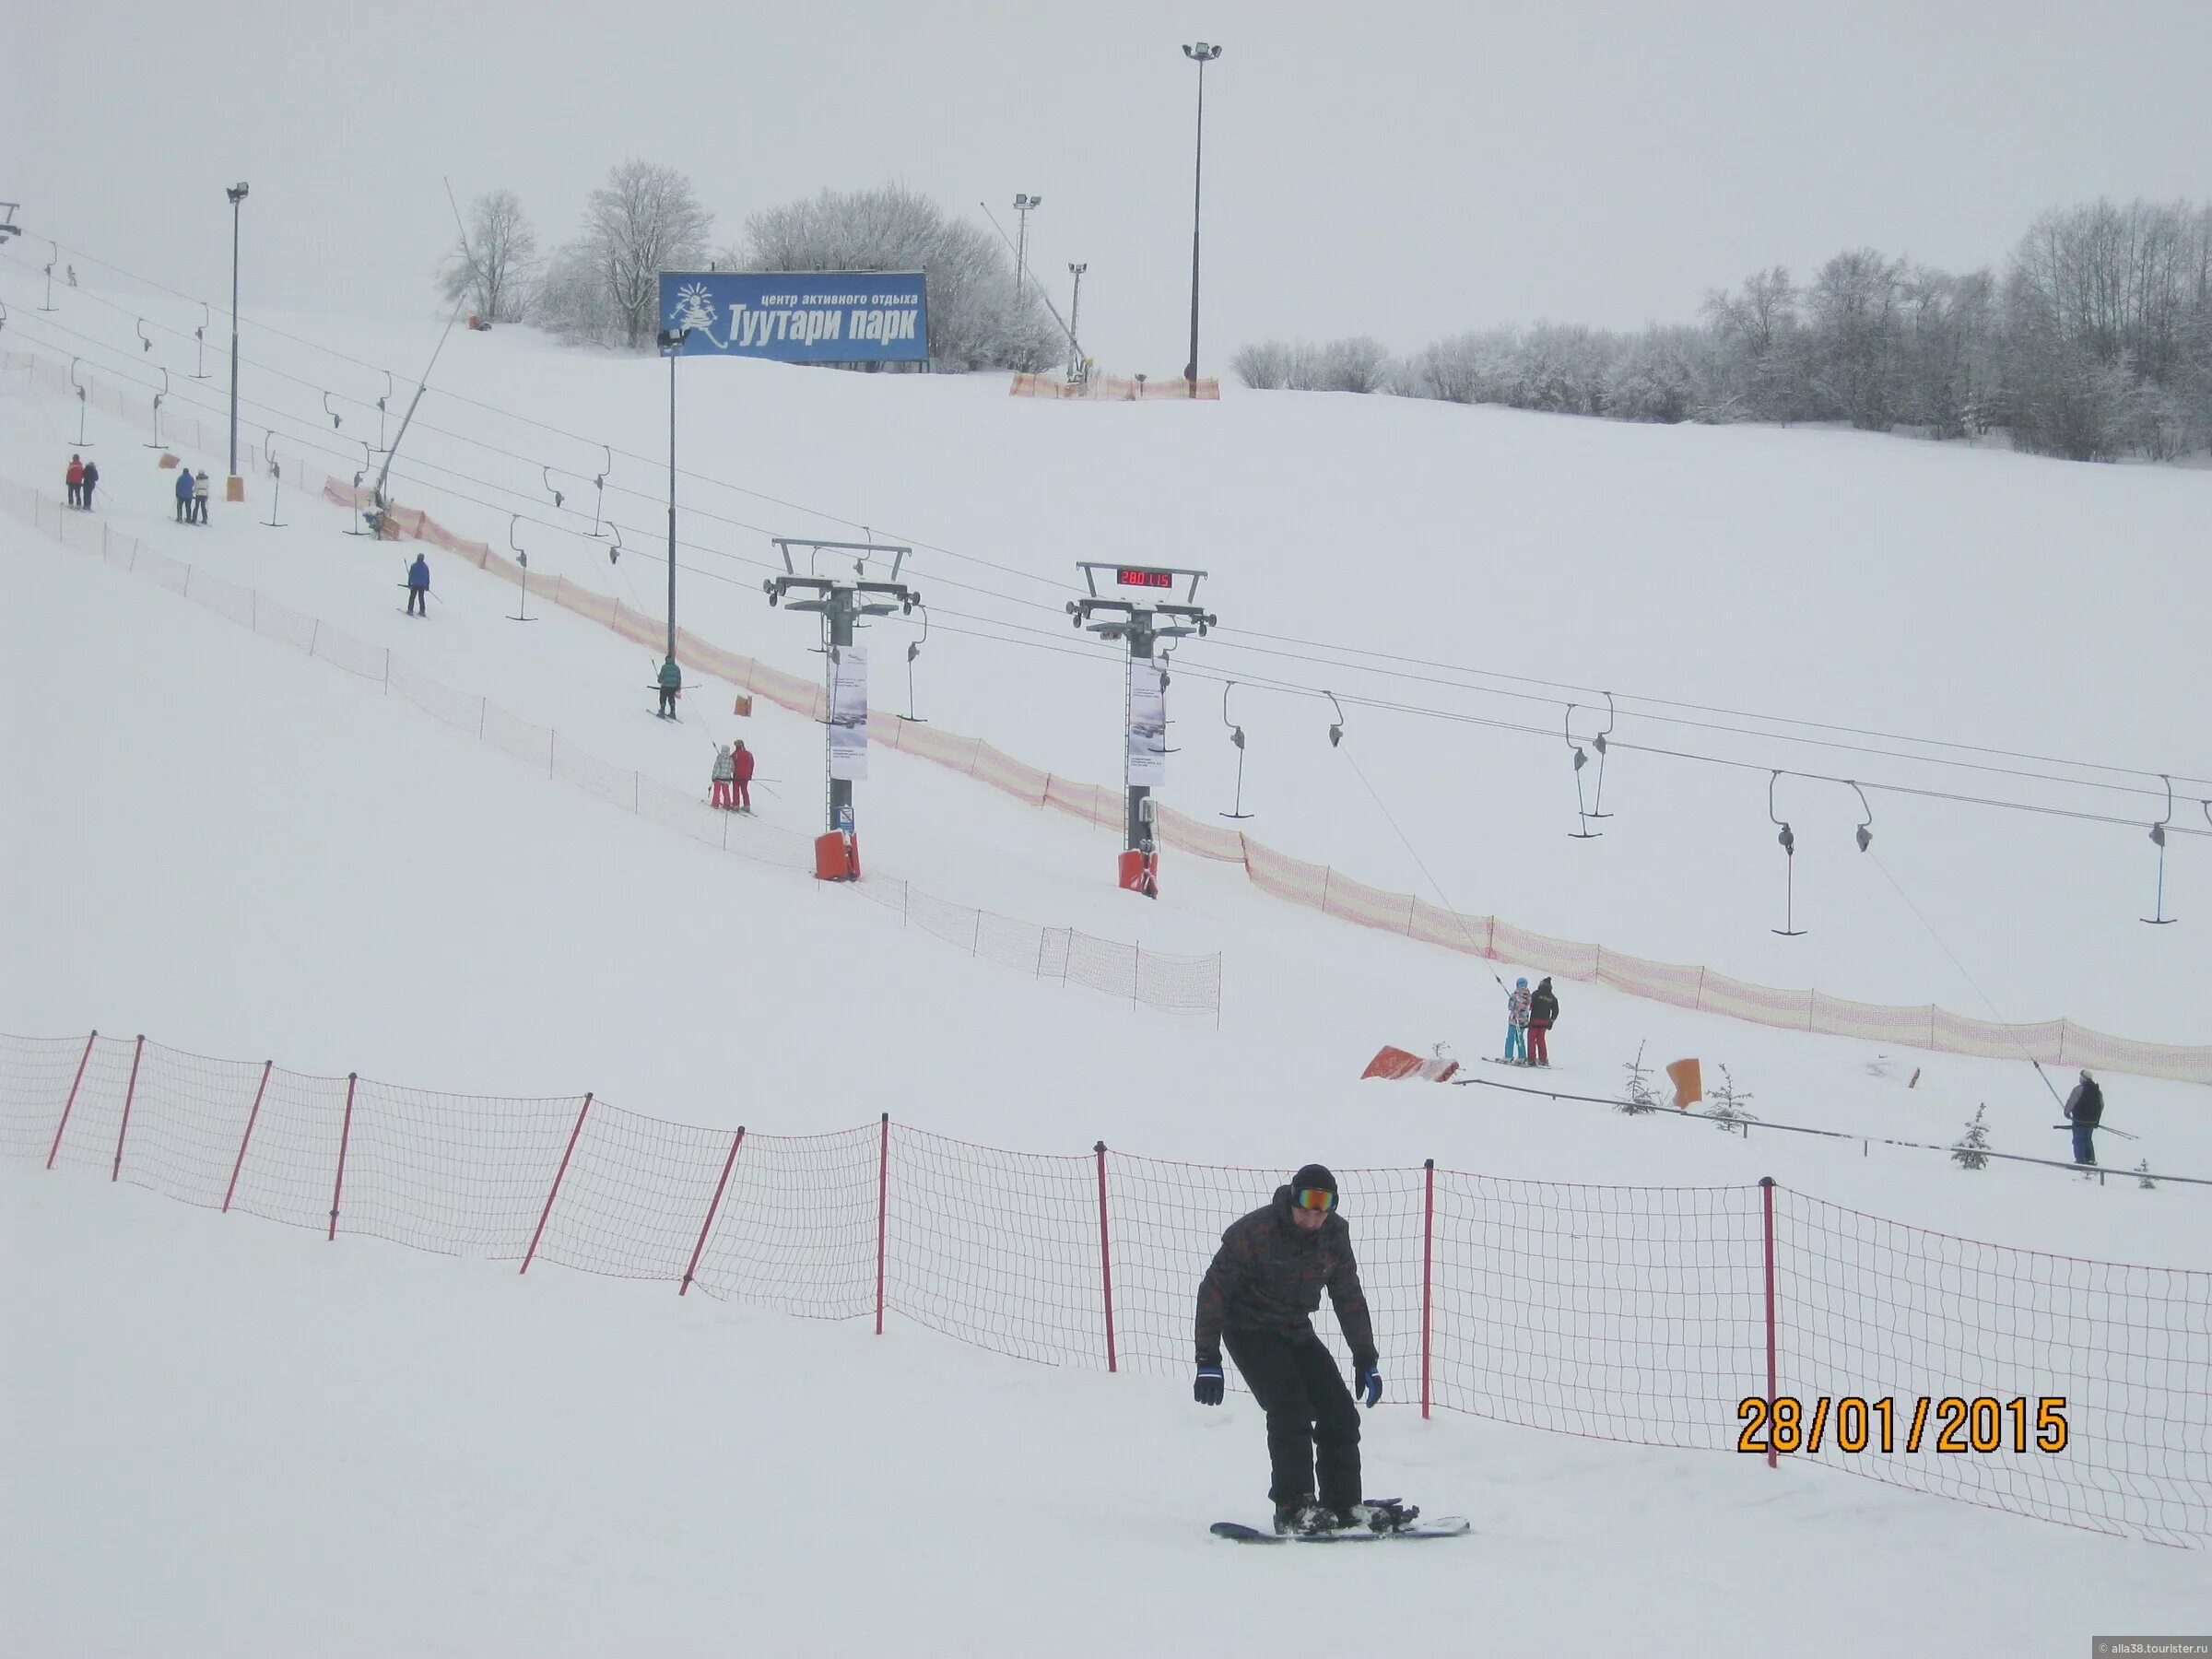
[1504,978,1531,1064]
[406,554,430,617]
[175,467,195,522]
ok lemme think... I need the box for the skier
[710,743,735,809]
[405,554,430,617]
[65,454,83,508]
[193,468,210,524]
[2063,1069,2103,1167]
[1527,976,1559,1067]
[175,466,195,522]
[1504,977,1531,1064]
[1193,1164,1406,1535]
[731,738,755,812]
[655,656,682,719]
[77,460,99,510]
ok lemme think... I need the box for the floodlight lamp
[227,182,250,204]
[1184,41,1220,60]
[657,326,689,351]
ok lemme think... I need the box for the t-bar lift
[764,538,920,881]
[1067,562,1217,896]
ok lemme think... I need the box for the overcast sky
[7,0,2207,370]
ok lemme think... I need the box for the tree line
[1231,198,2212,463]
[438,167,1063,371]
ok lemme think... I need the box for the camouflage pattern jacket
[1194,1185,1377,1370]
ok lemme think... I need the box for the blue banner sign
[659,271,929,362]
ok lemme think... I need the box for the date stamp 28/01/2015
[1736,1395,2069,1456]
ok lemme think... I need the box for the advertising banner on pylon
[1127,660,1166,786]
[830,645,868,781]
[659,271,929,363]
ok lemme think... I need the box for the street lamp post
[1011,193,1042,297]
[1066,263,1088,382]
[225,182,248,497]
[656,327,689,663]
[1180,42,1220,394]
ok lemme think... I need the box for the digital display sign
[1116,568,1174,589]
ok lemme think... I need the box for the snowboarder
[406,554,430,617]
[1527,976,1559,1066]
[2063,1069,2103,1166]
[1193,1164,1391,1535]
[65,454,83,508]
[1504,977,1531,1064]
[192,468,210,524]
[175,466,195,522]
[731,738,755,812]
[656,656,682,719]
[77,460,99,510]
[710,743,735,809]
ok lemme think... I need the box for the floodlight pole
[226,181,248,496]
[657,325,689,660]
[1069,562,1217,894]
[1066,263,1088,382]
[1181,42,1221,393]
[1012,194,1042,297]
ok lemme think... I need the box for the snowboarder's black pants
[658,688,677,717]
[194,498,208,524]
[67,481,81,507]
[2072,1124,2097,1165]
[406,587,427,616]
[1223,1328,1361,1511]
[80,480,96,509]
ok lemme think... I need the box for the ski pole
[2052,1123,2137,1140]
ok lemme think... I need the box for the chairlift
[143,369,171,449]
[1325,690,1345,749]
[137,318,154,354]
[345,466,374,537]
[2142,774,2177,924]
[67,358,93,445]
[1219,680,1253,819]
[508,515,536,621]
[324,391,343,431]
[1565,704,1601,839]
[608,523,624,566]
[587,446,610,537]
[1769,771,1805,935]
[261,437,288,528]
[191,305,211,379]
[1586,691,1617,818]
[1158,645,1180,752]
[903,603,929,722]
[1849,781,1873,853]
[542,465,564,512]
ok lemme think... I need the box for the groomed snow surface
[4,269,2209,1656]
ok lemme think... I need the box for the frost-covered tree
[735,182,1060,372]
[437,189,539,324]
[1950,1104,1991,1171]
[577,159,714,349]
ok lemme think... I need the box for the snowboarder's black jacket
[2065,1077,2103,1126]
[1194,1185,1377,1371]
[1529,982,1559,1026]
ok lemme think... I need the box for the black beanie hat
[1291,1163,1337,1196]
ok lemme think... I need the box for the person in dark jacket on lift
[1527,977,1559,1066]
[1192,1165,1414,1535]
[2063,1070,2104,1166]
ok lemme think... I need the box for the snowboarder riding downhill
[1193,1165,1415,1535]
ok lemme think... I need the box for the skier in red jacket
[731,739,756,813]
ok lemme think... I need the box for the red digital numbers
[1116,568,1173,588]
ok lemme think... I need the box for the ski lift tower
[1068,561,1217,896]
[763,538,920,882]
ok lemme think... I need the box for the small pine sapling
[1950,1104,1991,1171]
[1708,1064,1758,1136]
[2135,1159,2157,1191]
[1617,1041,1660,1115]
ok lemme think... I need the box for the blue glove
[1194,1365,1225,1406]
[1357,1365,1382,1409]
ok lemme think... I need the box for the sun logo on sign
[672,281,723,345]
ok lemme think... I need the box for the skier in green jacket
[656,657,682,720]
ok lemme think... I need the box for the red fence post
[680,1126,746,1296]
[44,1029,98,1171]
[221,1061,273,1213]
[110,1034,146,1182]
[328,1073,358,1241]
[875,1112,890,1336]
[1095,1141,1118,1373]
[1759,1175,1779,1470]
[520,1093,593,1275]
[1421,1158,1436,1421]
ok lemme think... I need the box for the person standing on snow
[193,469,211,524]
[2063,1069,2103,1167]
[656,656,682,719]
[175,466,195,522]
[65,454,84,508]
[78,460,99,510]
[731,738,755,812]
[710,743,735,809]
[405,554,430,617]
[1526,977,1559,1067]
[1193,1164,1406,1536]
[1504,977,1532,1064]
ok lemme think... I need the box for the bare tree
[582,159,714,349]
[438,189,539,324]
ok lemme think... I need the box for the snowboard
[1211,1516,1470,1545]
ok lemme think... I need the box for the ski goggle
[1294,1187,1337,1213]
